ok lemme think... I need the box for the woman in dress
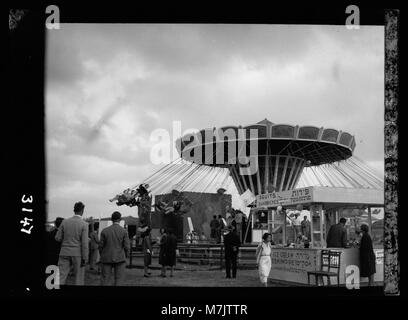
[256,232,273,287]
[160,228,178,277]
[359,224,376,286]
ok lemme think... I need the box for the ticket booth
[256,186,384,285]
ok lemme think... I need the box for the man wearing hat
[99,211,130,286]
[223,224,241,279]
[55,202,89,285]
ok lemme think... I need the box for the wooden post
[310,205,314,248]
[319,204,326,247]
[270,208,274,235]
[282,210,287,245]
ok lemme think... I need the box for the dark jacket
[99,223,130,264]
[89,230,99,250]
[210,219,220,229]
[159,233,177,267]
[218,219,226,230]
[359,233,376,277]
[46,228,61,266]
[326,223,348,248]
[210,219,220,238]
[224,231,241,256]
[142,234,153,267]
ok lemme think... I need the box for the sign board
[240,189,257,207]
[270,248,319,284]
[269,247,384,285]
[257,186,383,208]
[256,187,314,208]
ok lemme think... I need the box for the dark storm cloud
[46,27,85,87]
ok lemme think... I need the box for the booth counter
[269,246,383,285]
[252,185,384,285]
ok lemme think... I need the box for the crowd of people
[46,201,377,287]
[137,224,178,278]
[46,201,180,286]
[209,207,247,244]
[326,217,376,286]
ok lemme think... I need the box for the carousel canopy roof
[176,119,356,167]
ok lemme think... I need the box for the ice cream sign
[256,187,314,208]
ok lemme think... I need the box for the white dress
[257,242,272,284]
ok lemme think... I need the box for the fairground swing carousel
[111,119,384,285]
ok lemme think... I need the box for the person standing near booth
[224,225,241,279]
[290,211,302,242]
[359,224,376,286]
[326,217,348,248]
[256,233,272,287]
[301,216,311,240]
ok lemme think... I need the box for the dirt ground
[80,257,289,287]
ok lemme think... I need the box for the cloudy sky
[46,24,384,221]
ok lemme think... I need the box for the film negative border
[384,9,399,295]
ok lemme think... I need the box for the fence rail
[178,243,258,269]
[129,243,259,269]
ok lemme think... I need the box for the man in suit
[99,211,130,286]
[326,217,348,248]
[224,225,241,279]
[55,202,89,285]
